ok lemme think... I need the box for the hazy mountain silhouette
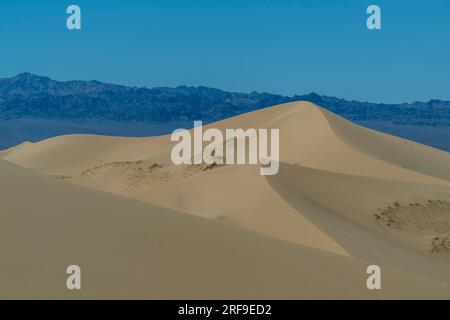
[2,73,450,126]
[0,73,449,151]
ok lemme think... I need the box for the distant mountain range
[0,73,449,152]
[2,73,450,126]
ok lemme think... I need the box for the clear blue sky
[1,0,449,103]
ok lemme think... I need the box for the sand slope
[266,163,450,283]
[4,102,450,253]
[4,102,450,185]
[322,109,450,181]
[2,101,450,299]
[4,159,450,299]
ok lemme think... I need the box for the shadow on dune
[265,162,450,284]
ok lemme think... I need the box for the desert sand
[2,101,450,299]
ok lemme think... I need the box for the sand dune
[2,101,450,299]
[4,102,450,185]
[322,109,450,181]
[1,134,172,175]
[267,163,450,283]
[4,159,450,299]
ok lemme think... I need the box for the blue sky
[0,0,449,103]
